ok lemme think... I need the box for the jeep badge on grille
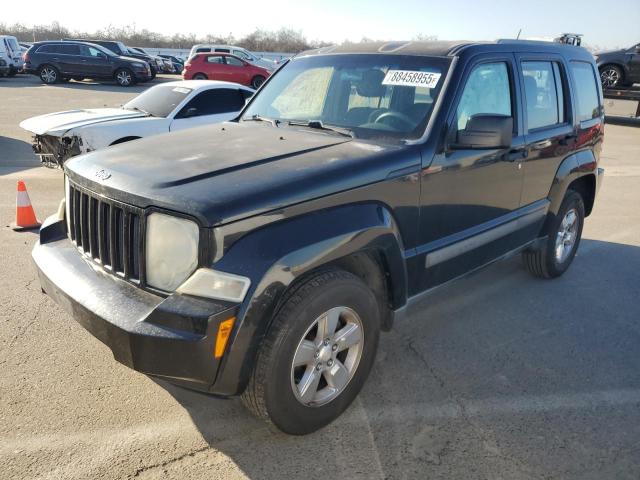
[95,169,111,180]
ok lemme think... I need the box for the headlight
[145,213,199,291]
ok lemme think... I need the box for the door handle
[505,148,528,162]
[531,139,552,150]
[559,133,577,146]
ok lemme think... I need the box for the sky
[4,0,639,50]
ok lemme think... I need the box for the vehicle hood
[19,108,148,136]
[65,122,410,226]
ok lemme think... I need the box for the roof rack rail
[554,33,583,46]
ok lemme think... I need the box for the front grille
[67,182,143,283]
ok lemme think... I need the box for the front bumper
[33,216,238,392]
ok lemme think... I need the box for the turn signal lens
[215,317,235,358]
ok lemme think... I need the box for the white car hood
[19,108,148,136]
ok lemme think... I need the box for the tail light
[23,52,30,63]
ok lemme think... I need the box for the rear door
[56,44,82,75]
[203,54,228,80]
[170,88,247,131]
[516,54,576,206]
[627,44,640,81]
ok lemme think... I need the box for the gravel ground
[1,75,639,480]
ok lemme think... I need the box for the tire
[39,65,59,84]
[241,268,380,435]
[115,68,135,87]
[251,75,266,89]
[522,190,585,279]
[7,68,16,77]
[599,64,624,89]
[192,73,207,80]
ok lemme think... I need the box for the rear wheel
[522,190,585,278]
[39,65,59,84]
[193,73,207,80]
[115,68,135,87]
[599,65,624,88]
[241,269,380,435]
[251,75,266,89]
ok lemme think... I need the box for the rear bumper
[33,216,238,392]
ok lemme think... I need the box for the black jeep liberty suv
[33,39,604,434]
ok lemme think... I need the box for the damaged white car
[20,80,254,167]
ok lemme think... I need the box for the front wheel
[251,75,266,89]
[241,269,380,435]
[115,68,135,87]
[522,190,585,278]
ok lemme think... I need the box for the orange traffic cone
[12,181,41,231]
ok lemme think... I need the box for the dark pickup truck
[33,39,604,434]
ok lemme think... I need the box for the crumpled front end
[32,134,82,168]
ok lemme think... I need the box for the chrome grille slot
[66,181,142,283]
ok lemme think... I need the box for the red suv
[183,53,270,89]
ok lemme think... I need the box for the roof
[298,39,590,58]
[157,79,254,91]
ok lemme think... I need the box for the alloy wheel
[117,70,132,86]
[555,208,579,263]
[600,68,620,88]
[41,67,57,83]
[290,306,364,407]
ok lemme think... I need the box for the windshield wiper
[244,114,280,126]
[287,120,354,138]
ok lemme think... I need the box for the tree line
[0,22,333,53]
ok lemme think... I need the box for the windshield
[123,85,192,118]
[243,54,451,141]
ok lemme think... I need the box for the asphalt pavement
[1,74,639,479]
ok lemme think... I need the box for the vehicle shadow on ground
[0,136,40,171]
[156,238,640,479]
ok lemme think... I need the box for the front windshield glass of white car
[123,85,192,118]
[242,54,451,141]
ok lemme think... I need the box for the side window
[206,55,225,64]
[570,62,601,122]
[214,48,231,53]
[37,44,54,54]
[196,47,210,53]
[522,61,566,130]
[233,50,250,60]
[226,56,244,67]
[455,62,512,131]
[80,45,104,57]
[178,89,245,117]
[59,44,80,56]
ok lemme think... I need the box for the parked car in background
[20,80,253,166]
[596,42,640,88]
[188,44,277,71]
[159,54,184,74]
[23,41,152,86]
[33,39,604,434]
[63,38,158,79]
[129,47,165,73]
[1,35,24,75]
[0,57,9,77]
[183,52,270,88]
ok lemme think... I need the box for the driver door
[170,88,247,131]
[415,56,527,292]
[78,45,111,76]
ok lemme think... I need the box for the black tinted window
[570,62,601,122]
[59,44,80,55]
[196,47,210,53]
[179,89,245,116]
[37,44,55,53]
[522,61,565,130]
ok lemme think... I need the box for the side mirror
[184,107,198,118]
[452,114,513,149]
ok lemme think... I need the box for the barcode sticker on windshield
[382,70,441,88]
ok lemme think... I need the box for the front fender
[210,202,407,395]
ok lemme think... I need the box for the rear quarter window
[570,62,601,122]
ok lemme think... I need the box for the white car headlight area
[145,213,199,291]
